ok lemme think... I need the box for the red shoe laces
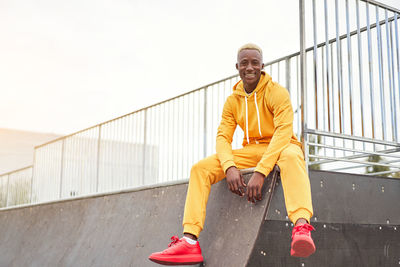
[292,224,315,239]
[168,236,181,247]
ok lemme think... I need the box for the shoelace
[291,224,315,239]
[168,236,181,247]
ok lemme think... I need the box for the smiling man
[149,43,316,265]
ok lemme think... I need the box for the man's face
[236,49,264,92]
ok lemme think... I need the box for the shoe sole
[291,239,316,258]
[149,258,203,266]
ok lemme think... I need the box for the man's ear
[261,63,265,69]
[236,63,239,70]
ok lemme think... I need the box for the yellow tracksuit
[183,72,313,238]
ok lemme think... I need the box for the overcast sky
[1,0,400,135]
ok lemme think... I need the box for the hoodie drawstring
[254,92,262,137]
[244,93,263,144]
[245,96,250,144]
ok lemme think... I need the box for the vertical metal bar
[165,102,170,181]
[376,6,387,140]
[324,0,332,132]
[356,0,365,138]
[300,0,307,163]
[5,175,9,207]
[346,0,354,136]
[286,58,291,93]
[174,101,178,180]
[321,45,326,156]
[386,10,396,141]
[278,61,281,84]
[296,56,301,138]
[395,13,400,141]
[30,149,37,203]
[59,139,65,198]
[160,104,165,182]
[313,0,319,130]
[389,20,398,141]
[335,0,344,134]
[203,87,208,158]
[142,110,147,184]
[330,42,337,156]
[321,46,326,130]
[95,125,102,192]
[366,3,376,138]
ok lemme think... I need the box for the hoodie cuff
[222,161,236,174]
[254,165,272,178]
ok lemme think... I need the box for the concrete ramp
[0,170,399,266]
[0,170,276,267]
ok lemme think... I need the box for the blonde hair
[237,43,263,61]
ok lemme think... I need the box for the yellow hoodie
[216,71,302,177]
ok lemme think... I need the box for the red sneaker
[290,223,316,258]
[148,236,204,265]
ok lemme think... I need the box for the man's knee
[280,145,304,163]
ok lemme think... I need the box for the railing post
[5,175,10,207]
[59,139,65,198]
[285,58,291,93]
[299,0,308,168]
[30,149,36,203]
[142,110,147,185]
[203,87,208,158]
[95,125,102,192]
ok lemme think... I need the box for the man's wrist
[226,166,237,173]
[254,171,266,178]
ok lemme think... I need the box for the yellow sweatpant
[182,143,313,238]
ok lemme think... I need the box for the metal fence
[0,166,32,208]
[300,0,400,176]
[1,0,399,208]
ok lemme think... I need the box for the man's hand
[226,166,246,196]
[246,172,265,203]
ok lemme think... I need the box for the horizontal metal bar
[329,158,400,171]
[309,148,400,166]
[309,142,400,158]
[309,154,399,168]
[360,0,400,14]
[0,166,33,177]
[364,168,400,176]
[309,146,400,165]
[306,129,400,147]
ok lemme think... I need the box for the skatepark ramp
[0,169,399,267]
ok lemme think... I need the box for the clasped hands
[225,166,265,203]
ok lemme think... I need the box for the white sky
[1,0,400,135]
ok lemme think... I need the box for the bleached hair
[237,43,263,61]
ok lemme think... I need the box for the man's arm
[254,83,293,177]
[216,98,246,196]
[216,99,237,172]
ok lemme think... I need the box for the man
[149,43,315,265]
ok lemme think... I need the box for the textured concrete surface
[0,170,399,266]
[0,170,276,267]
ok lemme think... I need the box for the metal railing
[0,166,33,208]
[1,0,399,208]
[299,0,400,176]
[29,54,302,204]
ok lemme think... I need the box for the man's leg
[183,144,267,238]
[149,144,266,265]
[276,143,315,257]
